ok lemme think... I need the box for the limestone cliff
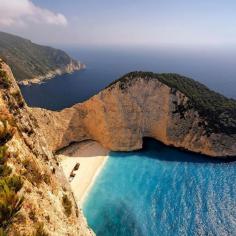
[0,59,93,235]
[33,72,236,157]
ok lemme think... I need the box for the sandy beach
[58,140,109,205]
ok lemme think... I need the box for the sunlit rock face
[33,76,236,158]
[0,60,94,235]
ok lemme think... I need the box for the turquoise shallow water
[83,139,236,236]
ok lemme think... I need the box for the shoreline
[18,62,86,86]
[80,153,108,205]
[58,140,109,206]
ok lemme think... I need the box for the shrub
[0,144,24,231]
[0,165,12,178]
[0,120,15,146]
[0,183,24,229]
[0,146,8,165]
[0,146,12,177]
[0,70,11,89]
[11,91,24,108]
[5,175,23,193]
[62,194,72,217]
[0,107,24,233]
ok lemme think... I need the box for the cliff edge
[33,72,236,157]
[0,59,93,235]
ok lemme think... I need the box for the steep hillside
[33,72,236,157]
[0,59,93,235]
[0,32,85,84]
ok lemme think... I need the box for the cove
[83,139,236,236]
[20,47,236,111]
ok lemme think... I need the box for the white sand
[58,140,109,206]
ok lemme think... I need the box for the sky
[0,0,236,48]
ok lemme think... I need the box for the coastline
[81,153,108,205]
[18,62,86,86]
[58,140,109,206]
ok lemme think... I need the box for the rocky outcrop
[18,60,86,86]
[0,59,93,235]
[33,74,236,158]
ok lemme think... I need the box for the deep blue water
[20,47,236,110]
[83,139,236,236]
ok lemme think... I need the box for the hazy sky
[0,0,236,48]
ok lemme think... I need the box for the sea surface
[19,47,236,235]
[83,139,236,236]
[20,46,236,110]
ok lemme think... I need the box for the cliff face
[33,75,236,157]
[0,60,93,235]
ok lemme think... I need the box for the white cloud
[0,0,67,27]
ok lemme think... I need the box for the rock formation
[0,59,93,235]
[1,57,235,234]
[18,60,85,86]
[33,72,236,157]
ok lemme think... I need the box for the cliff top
[0,31,80,81]
[108,71,236,134]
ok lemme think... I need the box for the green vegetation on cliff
[0,121,24,234]
[0,31,80,81]
[109,71,236,134]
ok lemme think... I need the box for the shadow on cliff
[57,105,92,156]
[110,138,236,164]
[58,110,236,163]
[56,139,108,157]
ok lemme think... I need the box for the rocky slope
[0,31,85,85]
[33,72,236,157]
[0,59,93,235]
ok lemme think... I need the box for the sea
[83,139,236,236]
[20,46,236,110]
[19,47,236,236]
